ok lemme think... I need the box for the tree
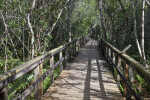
[98,0,107,40]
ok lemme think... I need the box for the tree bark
[98,0,107,40]
[132,2,142,58]
[68,0,72,42]
[141,0,148,67]
[27,13,35,59]
[27,0,36,59]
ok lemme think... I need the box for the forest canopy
[0,0,150,72]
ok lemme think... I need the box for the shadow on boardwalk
[41,38,124,100]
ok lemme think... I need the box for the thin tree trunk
[141,0,148,67]
[27,13,35,59]
[99,0,107,40]
[48,0,70,35]
[68,0,71,42]
[132,1,142,58]
[26,0,36,59]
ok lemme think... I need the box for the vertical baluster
[50,56,54,84]
[83,37,84,45]
[39,63,43,98]
[65,46,68,65]
[112,52,115,74]
[73,41,76,56]
[59,51,63,72]
[108,48,111,63]
[81,38,82,46]
[70,43,73,58]
[103,43,106,57]
[34,65,39,100]
[112,52,115,64]
[106,47,108,61]
[76,39,78,51]
[117,57,121,88]
[123,63,131,99]
[0,87,8,100]
[78,38,80,49]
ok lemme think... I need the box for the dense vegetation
[0,0,150,99]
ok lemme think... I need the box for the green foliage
[44,35,53,49]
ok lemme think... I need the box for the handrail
[0,36,88,99]
[99,37,150,100]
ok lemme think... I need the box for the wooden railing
[0,36,88,100]
[99,37,150,100]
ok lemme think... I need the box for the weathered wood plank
[50,56,54,84]
[34,65,40,100]
[39,63,43,98]
[59,51,63,72]
[41,38,124,100]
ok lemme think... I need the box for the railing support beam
[50,56,54,84]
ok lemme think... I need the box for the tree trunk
[132,1,142,58]
[141,0,148,67]
[98,0,107,40]
[27,13,35,59]
[68,0,72,42]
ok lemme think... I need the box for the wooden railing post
[77,39,79,51]
[123,63,131,99]
[78,38,80,49]
[80,38,82,46]
[112,52,116,74]
[50,56,54,84]
[34,65,40,100]
[83,37,85,45]
[117,57,121,87]
[0,87,8,100]
[70,43,73,58]
[73,41,75,56]
[34,63,43,99]
[65,47,68,65]
[39,63,43,97]
[106,47,108,61]
[112,53,116,65]
[108,48,111,64]
[59,51,63,72]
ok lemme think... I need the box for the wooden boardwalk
[41,38,124,100]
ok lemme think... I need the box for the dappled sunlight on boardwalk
[41,38,125,100]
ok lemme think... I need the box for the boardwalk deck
[41,38,125,100]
